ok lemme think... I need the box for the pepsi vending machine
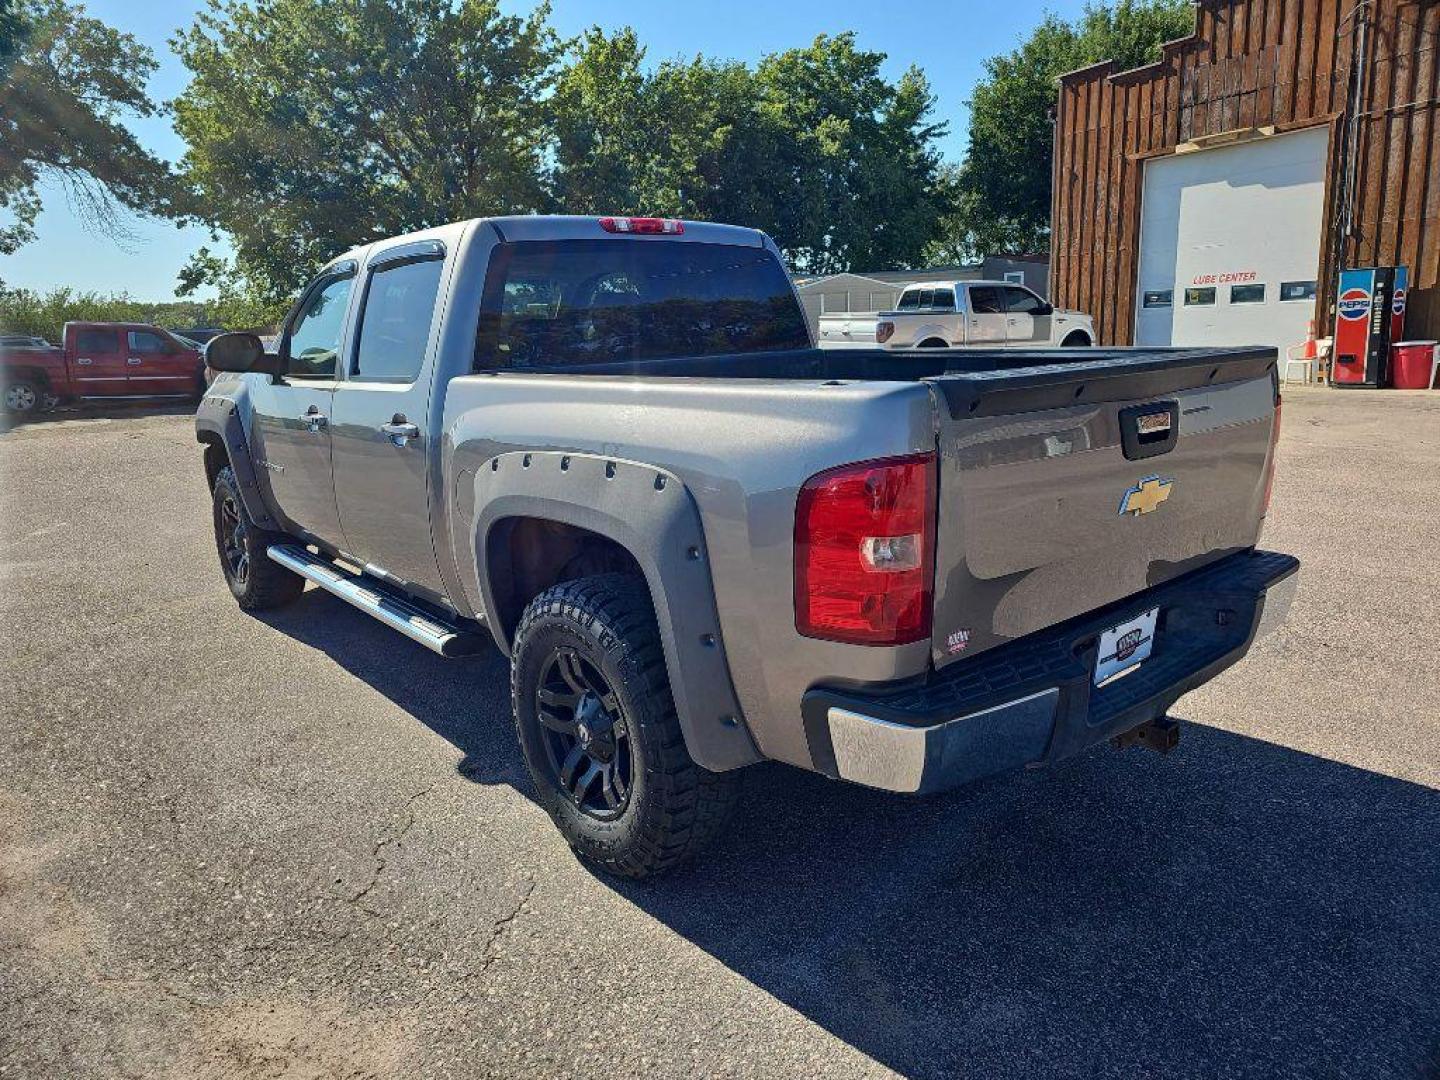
[1332,265,1407,387]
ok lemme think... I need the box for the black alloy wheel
[217,487,250,589]
[535,647,633,820]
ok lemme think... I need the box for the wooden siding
[1051,0,1440,345]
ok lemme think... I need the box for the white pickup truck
[818,280,1096,350]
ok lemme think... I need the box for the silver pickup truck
[196,215,1298,878]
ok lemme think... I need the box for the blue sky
[0,0,1088,300]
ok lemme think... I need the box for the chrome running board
[266,544,487,658]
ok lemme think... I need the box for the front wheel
[212,465,305,610]
[511,574,741,878]
[1061,331,1092,347]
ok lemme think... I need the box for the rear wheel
[511,573,741,878]
[3,379,41,415]
[917,337,949,349]
[212,465,305,610]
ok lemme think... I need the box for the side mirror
[205,332,282,375]
[1037,303,1055,316]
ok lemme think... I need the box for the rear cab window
[968,286,1005,314]
[75,328,117,354]
[475,239,808,370]
[352,251,446,383]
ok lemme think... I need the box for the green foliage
[171,0,565,304]
[549,30,948,274]
[931,0,1194,263]
[174,9,950,296]
[0,285,227,342]
[0,0,175,254]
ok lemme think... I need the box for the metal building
[1051,0,1440,351]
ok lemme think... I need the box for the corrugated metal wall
[1051,0,1440,345]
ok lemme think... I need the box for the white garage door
[1134,126,1329,354]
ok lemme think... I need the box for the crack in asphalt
[346,785,434,908]
[475,878,536,974]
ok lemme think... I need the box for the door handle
[76,357,93,365]
[381,415,420,447]
[302,406,327,432]
[127,357,143,365]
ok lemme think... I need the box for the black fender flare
[469,451,761,773]
[194,391,281,531]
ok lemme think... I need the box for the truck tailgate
[925,348,1279,670]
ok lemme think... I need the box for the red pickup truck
[1,321,205,414]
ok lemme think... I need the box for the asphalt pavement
[1,388,1438,1078]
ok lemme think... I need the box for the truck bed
[520,345,1275,406]
[516,343,1281,672]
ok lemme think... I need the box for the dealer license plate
[1094,607,1159,686]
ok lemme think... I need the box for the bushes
[0,286,222,342]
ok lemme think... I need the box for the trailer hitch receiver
[1111,715,1180,755]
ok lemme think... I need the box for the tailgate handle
[1119,401,1179,461]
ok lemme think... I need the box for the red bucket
[1390,341,1437,389]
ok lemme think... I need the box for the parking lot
[1,388,1438,1079]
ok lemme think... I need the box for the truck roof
[324,215,770,272]
[899,279,1031,291]
[61,320,172,332]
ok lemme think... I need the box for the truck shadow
[255,589,1440,1079]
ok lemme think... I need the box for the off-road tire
[3,378,41,415]
[212,465,305,610]
[511,573,742,878]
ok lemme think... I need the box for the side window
[352,256,445,383]
[128,330,170,354]
[968,286,1005,314]
[1004,287,1046,314]
[930,287,956,311]
[896,290,921,311]
[76,328,115,354]
[285,274,355,378]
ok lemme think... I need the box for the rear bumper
[801,549,1299,794]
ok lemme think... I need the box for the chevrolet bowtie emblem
[1119,475,1173,516]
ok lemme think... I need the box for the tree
[752,35,946,274]
[932,0,1194,262]
[549,27,658,216]
[550,30,947,275]
[171,0,565,303]
[0,0,174,254]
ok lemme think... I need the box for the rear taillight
[598,216,683,235]
[1260,400,1282,515]
[876,320,895,344]
[794,453,937,645]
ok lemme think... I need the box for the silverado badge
[1119,475,1173,516]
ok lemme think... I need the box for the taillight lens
[599,216,683,235]
[1261,401,1282,515]
[876,320,895,343]
[794,453,937,645]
